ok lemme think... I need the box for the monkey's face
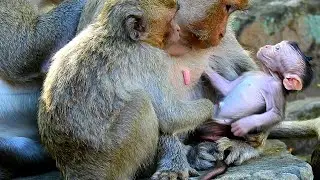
[258,41,312,91]
[176,0,248,49]
[257,42,286,73]
[164,15,181,45]
[143,3,180,49]
[257,41,301,73]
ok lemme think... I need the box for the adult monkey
[0,0,86,178]
[75,0,255,179]
[75,0,320,178]
[39,0,215,179]
[158,0,320,173]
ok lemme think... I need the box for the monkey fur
[39,0,320,179]
[75,0,260,179]
[0,0,86,178]
[0,0,86,84]
[38,0,213,179]
[27,0,61,14]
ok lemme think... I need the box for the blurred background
[232,0,320,164]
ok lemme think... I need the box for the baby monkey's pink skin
[205,41,310,137]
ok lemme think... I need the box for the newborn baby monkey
[205,41,313,137]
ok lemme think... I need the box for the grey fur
[0,0,86,84]
[62,0,320,177]
[0,0,86,178]
[38,0,213,179]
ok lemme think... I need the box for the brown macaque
[153,1,255,179]
[73,0,253,179]
[55,0,320,179]
[38,0,213,179]
[203,41,313,137]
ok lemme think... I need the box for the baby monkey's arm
[231,82,284,136]
[205,68,243,96]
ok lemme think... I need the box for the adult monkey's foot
[151,166,199,180]
[217,137,260,165]
[187,142,223,171]
[245,132,269,148]
[151,136,199,180]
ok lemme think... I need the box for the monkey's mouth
[257,49,269,61]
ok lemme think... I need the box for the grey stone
[285,97,320,121]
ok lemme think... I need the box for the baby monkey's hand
[231,116,258,137]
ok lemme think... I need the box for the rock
[285,97,320,121]
[192,140,313,180]
[232,0,320,101]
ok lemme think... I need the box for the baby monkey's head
[257,41,313,91]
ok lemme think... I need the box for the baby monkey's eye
[275,46,280,51]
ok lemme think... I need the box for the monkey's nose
[176,25,181,32]
[265,45,271,48]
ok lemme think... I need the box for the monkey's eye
[275,46,280,51]
[226,5,231,12]
[226,5,235,14]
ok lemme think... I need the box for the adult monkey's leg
[53,90,159,179]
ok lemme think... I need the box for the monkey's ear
[125,14,147,41]
[283,74,303,91]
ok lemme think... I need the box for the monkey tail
[200,160,228,180]
[0,137,56,178]
[269,117,320,139]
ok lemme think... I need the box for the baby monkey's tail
[200,160,228,180]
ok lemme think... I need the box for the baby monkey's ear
[283,73,303,91]
[125,11,147,41]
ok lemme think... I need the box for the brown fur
[191,121,246,142]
